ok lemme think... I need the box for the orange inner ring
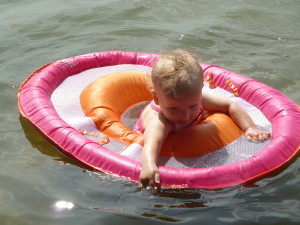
[80,71,242,158]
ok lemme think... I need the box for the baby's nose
[181,110,190,121]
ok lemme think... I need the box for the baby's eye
[189,104,198,109]
[168,107,178,111]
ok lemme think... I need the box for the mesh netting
[51,64,271,169]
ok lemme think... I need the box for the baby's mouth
[177,120,192,125]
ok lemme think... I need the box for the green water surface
[0,0,299,224]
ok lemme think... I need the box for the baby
[135,49,270,191]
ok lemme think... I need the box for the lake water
[1,0,299,224]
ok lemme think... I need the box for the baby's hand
[245,127,270,142]
[139,163,160,193]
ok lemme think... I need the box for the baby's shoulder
[142,107,172,132]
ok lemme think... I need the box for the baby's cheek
[190,111,200,120]
[165,113,179,122]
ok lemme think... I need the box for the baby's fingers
[258,132,270,141]
[139,178,149,189]
[246,133,258,142]
[246,131,270,142]
[154,172,160,185]
[148,174,160,193]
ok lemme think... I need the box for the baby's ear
[153,92,159,105]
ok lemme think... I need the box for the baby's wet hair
[151,49,203,98]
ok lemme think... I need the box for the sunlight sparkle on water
[54,200,75,211]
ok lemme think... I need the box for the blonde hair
[151,49,203,98]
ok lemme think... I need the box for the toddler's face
[155,85,203,126]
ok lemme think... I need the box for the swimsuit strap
[190,105,205,127]
[150,100,177,133]
[150,100,163,113]
[174,105,205,133]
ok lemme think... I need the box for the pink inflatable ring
[18,51,300,189]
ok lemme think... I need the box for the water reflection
[19,115,92,170]
[140,212,183,222]
[54,200,75,211]
[135,188,209,222]
[154,201,206,209]
[158,188,201,200]
[89,207,124,213]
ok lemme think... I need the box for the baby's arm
[139,114,171,191]
[202,94,270,142]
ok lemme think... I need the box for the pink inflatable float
[18,51,300,189]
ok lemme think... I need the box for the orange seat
[80,72,242,158]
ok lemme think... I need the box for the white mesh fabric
[51,65,271,168]
[51,64,152,153]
